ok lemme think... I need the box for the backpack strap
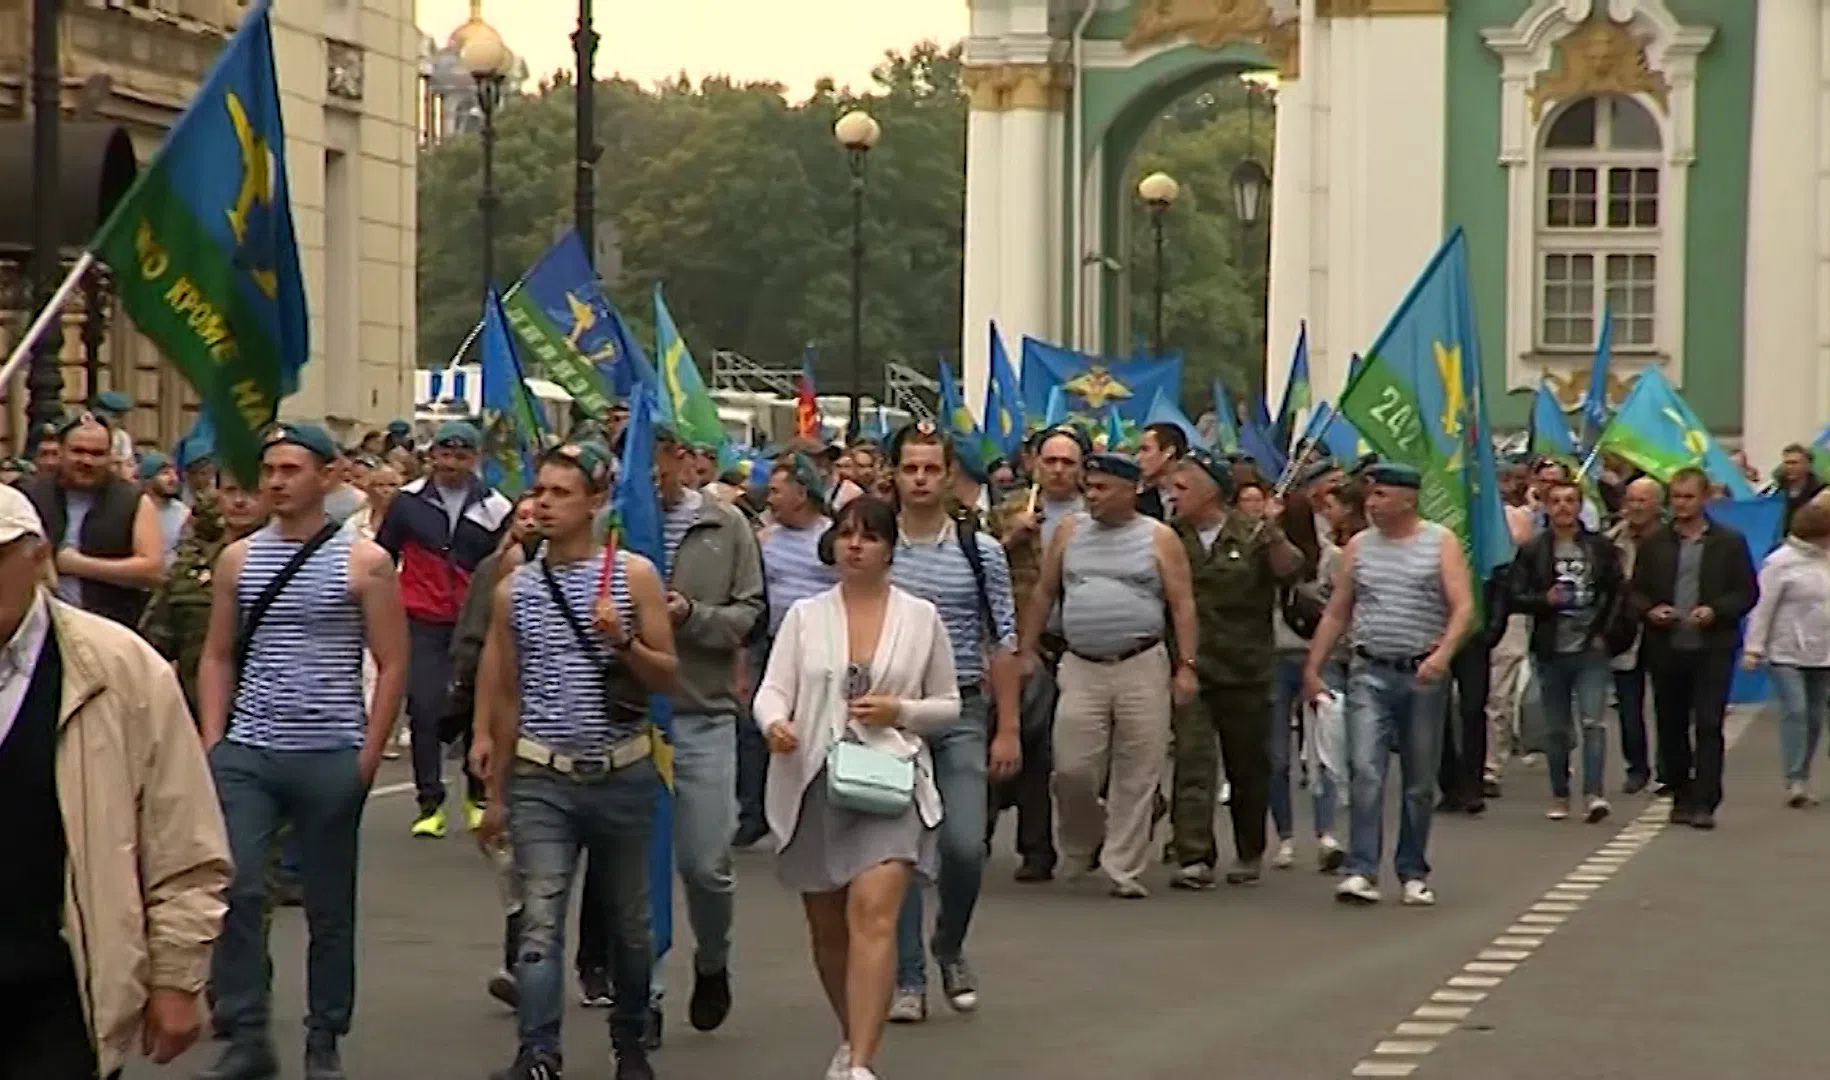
[233,522,342,680]
[955,514,997,646]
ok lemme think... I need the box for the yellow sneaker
[410,805,447,839]
[463,797,486,832]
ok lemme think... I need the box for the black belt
[959,684,983,700]
[1068,638,1162,665]
[1353,646,1429,673]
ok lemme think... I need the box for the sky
[416,0,970,98]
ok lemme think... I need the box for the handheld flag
[1809,423,1830,483]
[1338,228,1514,583]
[1145,387,1210,450]
[1018,337,1182,424]
[1529,380,1580,463]
[1104,407,1127,452]
[1043,385,1069,428]
[1583,303,1613,446]
[1274,322,1313,451]
[1210,378,1241,453]
[479,288,545,495]
[1238,413,1288,478]
[1593,367,1755,498]
[795,346,820,441]
[1301,402,1363,465]
[501,230,619,415]
[986,323,1026,455]
[173,409,216,473]
[653,286,725,448]
[607,388,677,958]
[89,0,306,485]
[936,361,978,438]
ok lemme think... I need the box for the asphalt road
[127,705,1824,1079]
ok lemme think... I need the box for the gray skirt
[777,767,938,894]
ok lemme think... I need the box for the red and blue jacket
[376,476,513,625]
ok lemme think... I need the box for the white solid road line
[1345,706,1758,1077]
[370,780,416,799]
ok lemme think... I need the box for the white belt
[515,732,651,777]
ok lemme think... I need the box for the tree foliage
[417,48,1274,407]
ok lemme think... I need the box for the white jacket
[1745,538,1830,668]
[752,585,960,842]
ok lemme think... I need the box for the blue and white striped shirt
[511,550,645,755]
[892,520,1017,685]
[227,525,367,752]
[760,519,837,635]
[662,488,702,576]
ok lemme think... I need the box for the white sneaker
[847,1069,879,1080]
[1402,879,1436,907]
[1316,834,1345,873]
[1335,874,1380,905]
[826,1044,852,1080]
[1271,839,1295,869]
[887,987,926,1023]
[1218,781,1233,806]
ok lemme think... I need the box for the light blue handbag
[824,660,915,817]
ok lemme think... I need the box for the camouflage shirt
[1177,512,1295,688]
[139,491,237,715]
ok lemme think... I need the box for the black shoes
[492,1048,562,1080]
[578,969,612,1008]
[614,1046,656,1080]
[198,1038,279,1080]
[688,968,732,1032]
[1690,810,1717,830]
[1014,860,1054,883]
[303,1032,344,1080]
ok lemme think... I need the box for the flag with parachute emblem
[1594,367,1754,498]
[653,286,725,448]
[1273,322,1312,451]
[479,287,545,495]
[985,323,1025,456]
[88,0,306,485]
[1338,228,1513,583]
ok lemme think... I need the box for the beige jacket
[48,595,232,1077]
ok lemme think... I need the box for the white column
[1265,70,1311,405]
[960,99,1004,421]
[989,100,1053,405]
[1325,12,1448,365]
[1744,0,1821,470]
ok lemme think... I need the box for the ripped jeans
[508,759,658,1054]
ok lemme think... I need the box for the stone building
[0,0,420,452]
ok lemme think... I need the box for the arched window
[1536,95,1663,351]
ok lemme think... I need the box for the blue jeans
[1770,666,1830,784]
[1270,653,1337,839]
[896,692,989,991]
[1344,662,1447,883]
[209,741,368,1041]
[659,713,736,989]
[1537,650,1611,799]
[510,759,658,1053]
[1612,665,1652,784]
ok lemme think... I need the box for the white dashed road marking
[1345,708,1756,1076]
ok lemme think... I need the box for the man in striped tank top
[195,424,410,1080]
[1022,453,1199,899]
[1303,463,1475,908]
[475,444,677,1080]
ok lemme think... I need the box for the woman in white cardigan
[753,497,960,1080]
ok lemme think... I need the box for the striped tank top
[1351,522,1449,659]
[511,549,648,755]
[1060,513,1164,658]
[227,524,367,751]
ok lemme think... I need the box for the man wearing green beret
[137,451,191,571]
[1165,449,1306,888]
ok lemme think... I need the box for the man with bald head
[1608,476,1666,794]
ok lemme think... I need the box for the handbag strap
[540,557,614,665]
[233,522,342,678]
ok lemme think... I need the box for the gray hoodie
[1746,538,1830,668]
[666,491,766,716]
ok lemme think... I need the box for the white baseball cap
[0,483,46,545]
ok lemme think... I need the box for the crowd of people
[7,392,1830,1080]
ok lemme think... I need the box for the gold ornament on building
[1123,0,1301,80]
[962,63,1072,113]
[1317,0,1447,15]
[1542,365,1632,413]
[1529,17,1670,121]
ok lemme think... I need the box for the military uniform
[1170,512,1297,874]
[139,489,232,715]
[987,485,1063,877]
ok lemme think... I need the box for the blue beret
[386,419,412,435]
[136,451,171,480]
[1180,448,1236,497]
[1084,452,1141,483]
[263,423,339,463]
[433,420,482,450]
[1366,462,1423,489]
[92,390,134,416]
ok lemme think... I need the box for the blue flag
[1584,302,1613,446]
[1043,385,1068,428]
[608,388,676,959]
[1595,367,1755,499]
[1104,407,1127,451]
[1145,386,1210,450]
[1019,337,1182,424]
[1210,379,1241,453]
[173,409,216,473]
[937,360,977,438]
[479,287,545,495]
[1530,380,1580,460]
[1238,414,1287,478]
[1300,402,1363,465]
[985,323,1026,456]
[1274,322,1312,451]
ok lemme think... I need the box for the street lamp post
[1229,155,1271,398]
[26,0,66,438]
[462,27,513,304]
[834,109,880,439]
[573,0,599,265]
[1138,171,1180,360]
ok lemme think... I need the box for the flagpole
[0,251,96,395]
[446,272,532,368]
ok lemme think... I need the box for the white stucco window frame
[1482,0,1713,392]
